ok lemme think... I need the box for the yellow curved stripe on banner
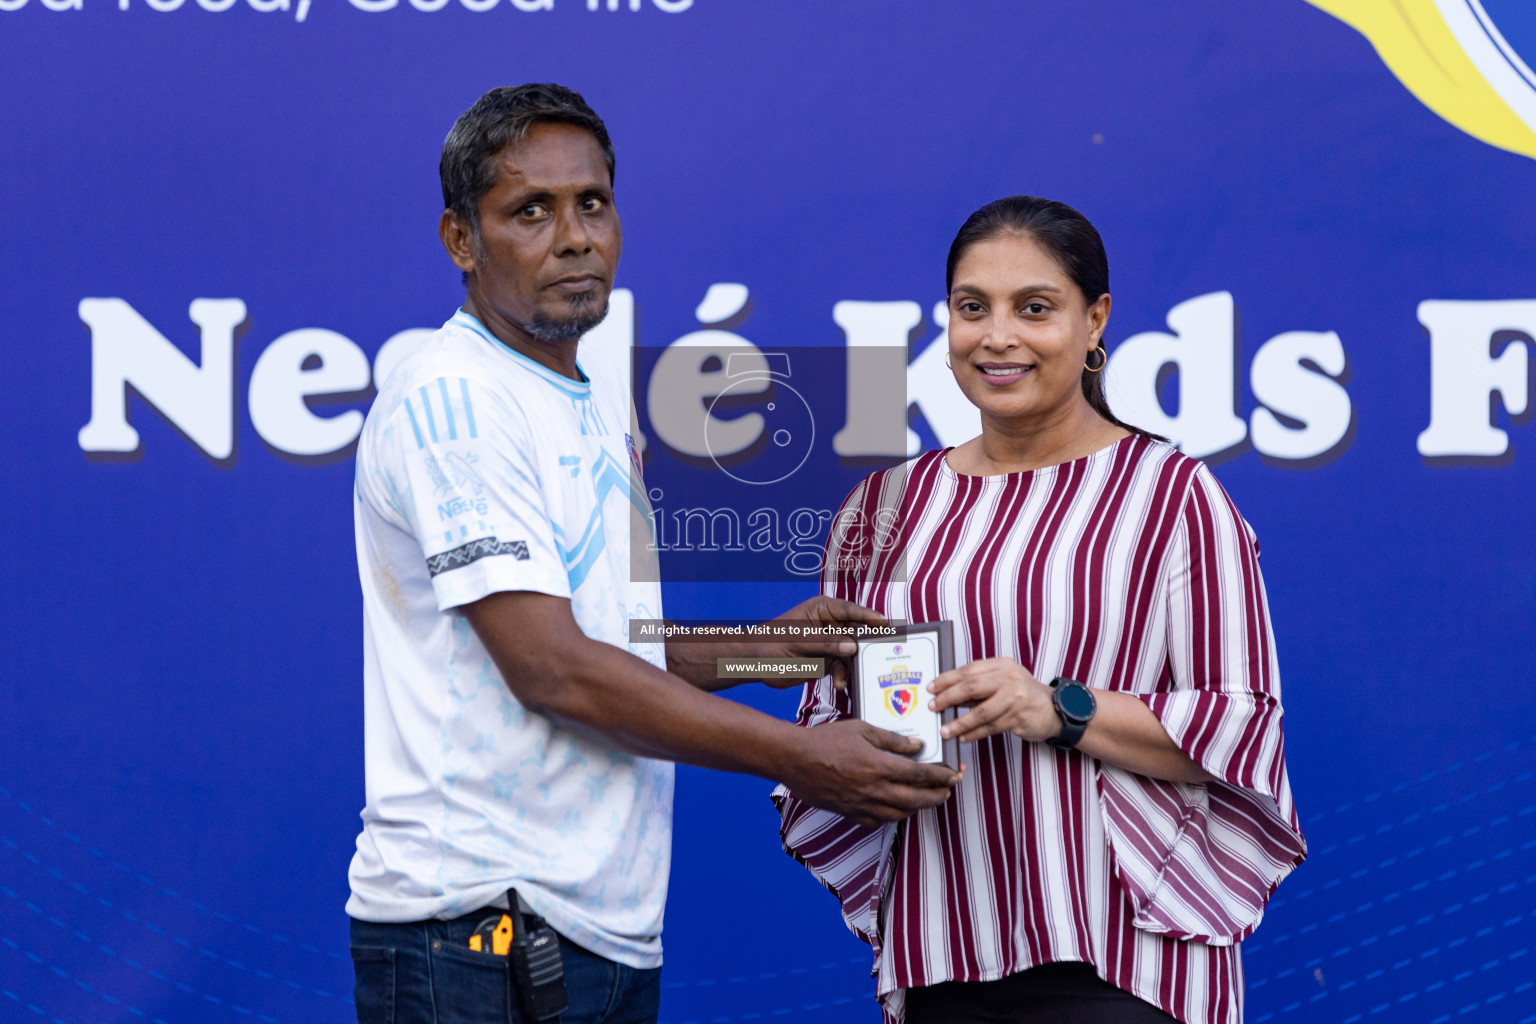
[1306,0,1536,160]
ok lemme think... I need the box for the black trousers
[904,961,1181,1024]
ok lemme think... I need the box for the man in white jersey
[346,85,960,1024]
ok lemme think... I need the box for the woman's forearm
[1074,690,1215,784]
[931,659,1216,784]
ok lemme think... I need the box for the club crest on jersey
[624,433,644,482]
[878,664,922,718]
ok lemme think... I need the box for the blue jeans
[350,914,661,1024]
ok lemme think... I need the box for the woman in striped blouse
[775,196,1305,1024]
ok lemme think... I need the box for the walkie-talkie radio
[468,890,568,1022]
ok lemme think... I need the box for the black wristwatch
[1047,678,1096,750]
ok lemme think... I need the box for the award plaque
[851,621,959,770]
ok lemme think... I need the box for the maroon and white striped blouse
[772,437,1306,1024]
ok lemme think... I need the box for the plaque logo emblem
[877,664,921,718]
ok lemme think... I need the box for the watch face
[1057,683,1095,721]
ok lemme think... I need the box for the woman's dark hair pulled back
[945,195,1161,441]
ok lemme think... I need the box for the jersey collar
[451,310,591,396]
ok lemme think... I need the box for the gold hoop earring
[945,353,953,369]
[1084,344,1107,373]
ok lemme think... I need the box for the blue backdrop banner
[2,2,1535,1023]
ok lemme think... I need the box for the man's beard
[525,292,609,343]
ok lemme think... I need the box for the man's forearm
[664,637,737,691]
[556,639,801,770]
[470,600,798,776]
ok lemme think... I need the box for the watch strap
[1048,715,1088,751]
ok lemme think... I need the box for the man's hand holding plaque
[756,594,887,689]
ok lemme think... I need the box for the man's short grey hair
[440,83,616,235]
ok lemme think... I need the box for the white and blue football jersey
[346,310,670,969]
